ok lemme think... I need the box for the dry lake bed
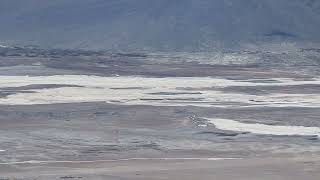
[0,48,320,179]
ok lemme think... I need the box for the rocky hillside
[0,0,319,51]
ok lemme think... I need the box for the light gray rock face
[0,0,320,50]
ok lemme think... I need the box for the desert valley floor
[0,48,320,179]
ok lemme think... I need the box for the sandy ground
[0,52,320,179]
[0,155,319,180]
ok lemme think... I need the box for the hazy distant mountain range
[0,0,320,51]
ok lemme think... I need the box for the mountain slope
[0,0,320,51]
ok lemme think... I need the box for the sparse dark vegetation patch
[265,30,297,38]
